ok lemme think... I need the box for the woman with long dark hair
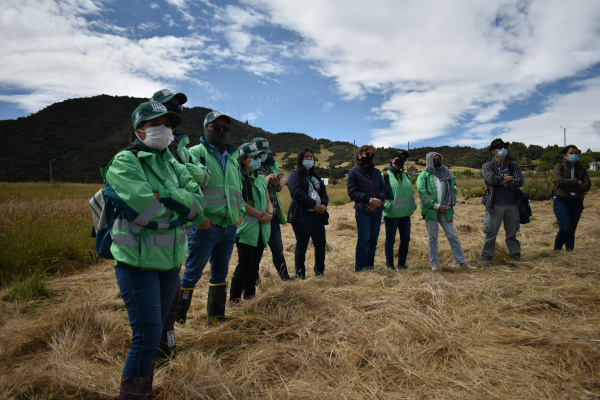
[286,148,329,279]
[553,145,591,251]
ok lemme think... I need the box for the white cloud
[246,0,600,148]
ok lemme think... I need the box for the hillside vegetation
[1,183,599,399]
[1,95,599,183]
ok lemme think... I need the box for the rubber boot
[207,283,228,326]
[155,328,176,367]
[119,361,154,399]
[175,288,193,325]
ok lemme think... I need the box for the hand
[235,215,243,228]
[153,193,160,199]
[501,176,514,185]
[266,174,278,185]
[198,218,215,229]
[367,204,377,212]
[578,180,583,185]
[313,204,326,214]
[370,198,383,208]
[258,212,273,224]
[438,205,448,213]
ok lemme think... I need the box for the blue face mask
[260,154,267,163]
[496,148,508,158]
[249,158,261,171]
[302,160,314,169]
[567,154,579,163]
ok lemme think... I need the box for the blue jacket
[347,164,386,215]
[286,169,329,224]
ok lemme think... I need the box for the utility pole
[560,126,566,147]
[49,159,56,184]
[353,137,356,165]
[406,141,410,172]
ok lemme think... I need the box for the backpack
[89,146,139,259]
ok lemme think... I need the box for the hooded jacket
[416,169,457,221]
[104,142,205,270]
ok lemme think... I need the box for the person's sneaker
[399,265,408,269]
[387,266,397,271]
[431,264,438,271]
[460,263,477,270]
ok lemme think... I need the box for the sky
[1,0,600,151]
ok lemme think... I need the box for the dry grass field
[1,186,600,399]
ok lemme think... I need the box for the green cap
[204,110,232,127]
[237,142,261,158]
[251,137,272,154]
[150,89,187,104]
[132,101,182,129]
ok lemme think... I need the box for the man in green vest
[177,111,245,326]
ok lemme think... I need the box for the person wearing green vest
[149,88,212,365]
[229,143,273,304]
[105,101,205,398]
[251,137,293,281]
[382,150,417,270]
[416,152,476,271]
[177,111,246,326]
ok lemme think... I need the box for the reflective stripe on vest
[187,197,201,219]
[113,218,142,233]
[111,233,139,246]
[420,192,435,204]
[146,234,176,247]
[242,216,259,224]
[133,198,162,226]
[156,209,173,230]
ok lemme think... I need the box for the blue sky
[1,0,600,151]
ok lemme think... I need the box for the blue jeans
[268,219,288,278]
[553,196,584,251]
[384,216,411,268]
[291,212,326,279]
[181,223,237,288]
[355,210,382,271]
[115,264,180,378]
[425,213,465,266]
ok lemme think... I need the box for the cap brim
[261,149,272,154]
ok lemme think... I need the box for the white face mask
[137,125,172,150]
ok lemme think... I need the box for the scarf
[425,152,455,207]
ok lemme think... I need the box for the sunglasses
[164,103,183,114]
[208,124,230,132]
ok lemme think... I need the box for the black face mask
[393,158,405,168]
[204,127,228,152]
[433,160,442,168]
[361,154,374,165]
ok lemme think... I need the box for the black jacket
[347,164,386,215]
[286,169,329,224]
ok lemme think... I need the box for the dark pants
[115,265,180,377]
[553,196,584,251]
[354,210,382,271]
[230,233,265,300]
[268,218,289,278]
[291,212,326,279]
[384,216,411,268]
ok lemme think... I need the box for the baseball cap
[204,111,232,127]
[150,89,187,104]
[237,142,261,158]
[251,137,272,154]
[132,101,182,129]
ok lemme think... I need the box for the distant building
[590,162,600,172]
[322,178,330,186]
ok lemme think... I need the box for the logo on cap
[249,143,258,151]
[134,111,141,126]
[151,102,167,113]
[212,111,224,119]
[261,141,269,148]
[161,89,174,96]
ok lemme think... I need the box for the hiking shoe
[460,263,477,270]
[431,264,438,271]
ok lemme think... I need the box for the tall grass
[0,183,101,289]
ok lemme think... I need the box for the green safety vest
[383,169,417,218]
[189,139,245,227]
[236,170,271,247]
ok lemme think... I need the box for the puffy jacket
[383,166,417,218]
[347,164,386,215]
[416,170,456,221]
[236,169,271,247]
[169,130,210,188]
[553,160,591,200]
[104,143,205,271]
[189,138,245,227]
[286,169,329,224]
[481,159,524,213]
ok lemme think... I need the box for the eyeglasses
[164,103,183,114]
[208,124,230,132]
